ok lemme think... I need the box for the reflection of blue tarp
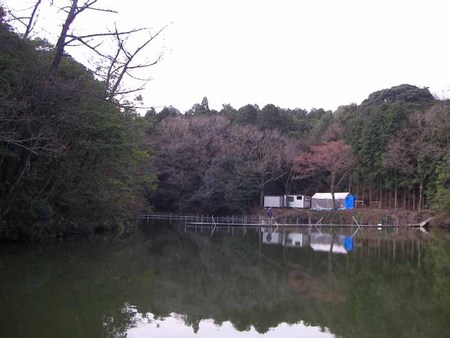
[344,236,354,251]
[345,195,355,209]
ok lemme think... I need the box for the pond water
[1,224,449,338]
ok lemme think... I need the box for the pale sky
[4,0,450,113]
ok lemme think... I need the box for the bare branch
[125,72,153,82]
[65,35,109,58]
[23,0,42,39]
[73,0,99,15]
[113,86,146,96]
[106,24,170,101]
[65,28,147,44]
[5,13,27,27]
[0,135,54,155]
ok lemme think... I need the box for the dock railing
[141,213,422,232]
[141,213,263,225]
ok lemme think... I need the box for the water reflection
[0,225,449,338]
[126,312,334,338]
[263,229,354,253]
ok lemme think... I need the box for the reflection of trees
[1,226,449,337]
[425,232,450,338]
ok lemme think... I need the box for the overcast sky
[5,0,450,113]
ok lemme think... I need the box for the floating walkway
[141,213,426,236]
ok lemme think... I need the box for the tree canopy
[0,4,156,239]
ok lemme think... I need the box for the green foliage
[257,104,290,132]
[433,148,450,216]
[235,104,259,125]
[340,85,436,187]
[219,103,237,121]
[359,84,435,110]
[0,26,155,239]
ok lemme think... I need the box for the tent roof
[312,192,350,199]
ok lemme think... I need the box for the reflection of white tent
[285,232,309,247]
[309,233,351,254]
[311,192,353,211]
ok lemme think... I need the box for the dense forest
[1,3,450,240]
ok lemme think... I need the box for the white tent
[311,192,353,210]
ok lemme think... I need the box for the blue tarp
[345,195,356,209]
[344,236,354,251]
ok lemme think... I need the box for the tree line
[146,88,450,218]
[1,2,450,240]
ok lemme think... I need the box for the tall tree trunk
[48,0,78,82]
[402,188,406,210]
[388,186,392,209]
[379,177,382,208]
[418,179,424,212]
[331,172,336,209]
[260,188,265,208]
[394,174,398,210]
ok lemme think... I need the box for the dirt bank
[258,207,435,226]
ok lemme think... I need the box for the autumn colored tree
[294,140,354,209]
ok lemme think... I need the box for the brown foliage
[294,140,354,181]
[293,140,354,206]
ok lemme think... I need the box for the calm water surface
[1,224,449,338]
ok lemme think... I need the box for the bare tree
[9,0,168,104]
[3,0,43,38]
[99,24,168,102]
[228,125,286,207]
[281,138,307,195]
[152,115,230,205]
[294,140,354,209]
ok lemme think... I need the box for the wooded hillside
[147,87,450,218]
[1,4,450,240]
